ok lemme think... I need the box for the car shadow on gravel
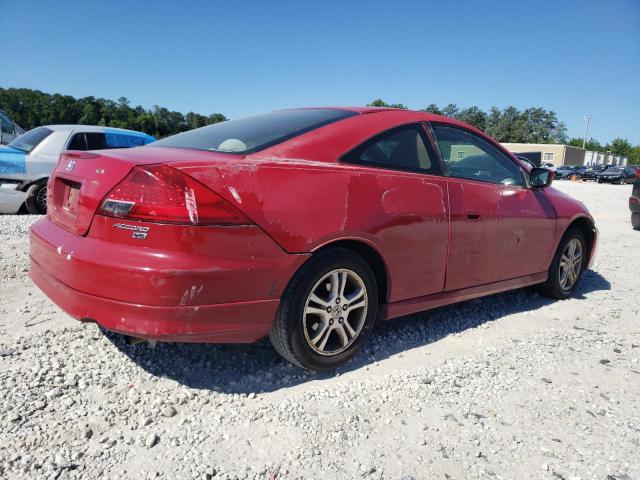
[104,269,610,395]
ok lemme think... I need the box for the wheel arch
[564,215,596,262]
[21,176,49,192]
[311,238,390,304]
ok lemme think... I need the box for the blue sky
[1,0,639,143]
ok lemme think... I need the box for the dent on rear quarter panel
[180,160,449,303]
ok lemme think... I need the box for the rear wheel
[269,248,378,371]
[632,213,640,230]
[25,182,47,214]
[538,228,587,299]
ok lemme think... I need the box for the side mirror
[530,168,555,188]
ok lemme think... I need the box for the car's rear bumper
[29,217,309,343]
[30,258,279,342]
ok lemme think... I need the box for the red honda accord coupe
[30,107,597,370]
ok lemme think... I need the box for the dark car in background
[596,166,636,184]
[555,165,576,180]
[572,165,589,178]
[630,170,640,229]
[580,165,608,181]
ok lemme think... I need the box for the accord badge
[113,223,150,240]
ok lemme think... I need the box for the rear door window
[85,132,107,150]
[342,124,440,175]
[105,133,149,148]
[67,133,87,150]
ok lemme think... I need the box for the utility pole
[582,114,591,149]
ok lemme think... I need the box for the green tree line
[566,137,640,164]
[0,88,227,138]
[368,99,640,163]
[1,89,638,163]
[369,98,568,144]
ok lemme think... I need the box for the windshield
[606,167,624,173]
[151,109,357,154]
[8,127,53,153]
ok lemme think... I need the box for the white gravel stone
[145,433,159,448]
[161,405,177,418]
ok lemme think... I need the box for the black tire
[269,248,378,371]
[538,228,587,299]
[632,212,640,230]
[25,182,47,214]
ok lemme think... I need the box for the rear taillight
[97,165,252,225]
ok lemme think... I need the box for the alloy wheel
[302,269,368,356]
[559,238,583,291]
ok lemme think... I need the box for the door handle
[466,214,481,221]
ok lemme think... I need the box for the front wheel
[632,212,640,230]
[269,248,378,371]
[538,228,587,299]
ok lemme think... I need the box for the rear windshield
[8,126,53,153]
[150,109,357,154]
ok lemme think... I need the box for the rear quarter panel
[178,160,450,303]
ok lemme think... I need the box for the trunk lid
[48,147,242,235]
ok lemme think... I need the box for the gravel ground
[1,181,639,480]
